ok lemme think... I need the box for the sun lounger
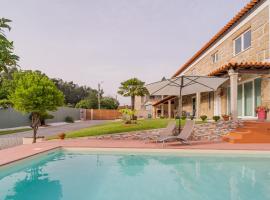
[157,120,194,146]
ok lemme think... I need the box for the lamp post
[98,82,103,110]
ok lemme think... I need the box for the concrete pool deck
[1,138,270,166]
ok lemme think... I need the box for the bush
[200,115,207,122]
[181,116,187,120]
[160,116,165,119]
[190,116,195,120]
[213,116,220,122]
[65,116,74,123]
[175,115,180,119]
[119,108,136,124]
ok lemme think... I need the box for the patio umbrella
[146,76,228,132]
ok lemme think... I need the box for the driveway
[0,120,107,149]
[0,120,106,138]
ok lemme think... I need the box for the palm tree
[0,18,19,73]
[117,78,149,111]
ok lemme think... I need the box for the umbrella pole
[178,76,183,133]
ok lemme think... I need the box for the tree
[52,78,99,106]
[75,90,99,109]
[0,18,19,73]
[100,96,119,109]
[117,78,149,111]
[9,71,64,143]
[0,66,18,99]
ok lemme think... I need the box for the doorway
[192,97,196,117]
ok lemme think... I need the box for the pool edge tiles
[63,147,270,157]
[0,146,61,167]
[2,145,270,167]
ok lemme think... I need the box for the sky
[0,0,250,105]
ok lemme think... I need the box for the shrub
[160,116,165,119]
[175,115,180,119]
[213,116,220,122]
[200,115,207,122]
[190,116,195,120]
[119,108,136,124]
[181,116,187,120]
[65,116,74,123]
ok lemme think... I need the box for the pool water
[1,150,270,200]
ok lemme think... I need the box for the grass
[66,119,177,138]
[0,128,32,136]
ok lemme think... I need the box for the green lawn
[66,119,180,138]
[0,128,32,136]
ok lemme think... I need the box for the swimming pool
[1,149,270,200]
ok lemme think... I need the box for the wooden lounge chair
[157,120,195,146]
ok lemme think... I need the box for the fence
[0,107,81,129]
[86,109,121,120]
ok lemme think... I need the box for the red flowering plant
[255,106,269,113]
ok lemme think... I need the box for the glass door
[244,81,253,116]
[227,78,261,118]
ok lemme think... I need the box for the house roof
[153,61,270,106]
[172,0,262,77]
[208,61,270,76]
[152,96,176,106]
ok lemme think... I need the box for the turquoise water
[1,150,270,200]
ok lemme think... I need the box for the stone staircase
[222,121,270,143]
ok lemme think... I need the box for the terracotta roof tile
[208,61,270,76]
[172,0,262,77]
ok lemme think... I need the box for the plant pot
[222,116,230,121]
[257,110,267,120]
[23,136,45,144]
[58,133,66,140]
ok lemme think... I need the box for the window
[234,29,251,55]
[211,52,218,63]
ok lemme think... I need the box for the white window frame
[233,29,251,56]
[211,52,218,63]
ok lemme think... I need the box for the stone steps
[223,121,270,143]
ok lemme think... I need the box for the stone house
[138,0,270,120]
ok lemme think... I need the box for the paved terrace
[1,139,270,166]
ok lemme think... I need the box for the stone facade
[139,3,270,120]
[184,7,269,76]
[181,6,270,118]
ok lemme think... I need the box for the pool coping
[0,146,60,167]
[2,143,270,167]
[63,147,270,155]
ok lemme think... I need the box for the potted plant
[256,106,269,120]
[213,116,220,122]
[200,115,207,122]
[222,114,230,121]
[58,133,66,140]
